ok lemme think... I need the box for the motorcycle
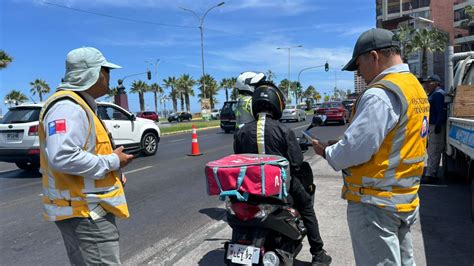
[223,115,325,266]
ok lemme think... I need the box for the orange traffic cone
[187,124,203,156]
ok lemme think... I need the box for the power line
[42,1,196,29]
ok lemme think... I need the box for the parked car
[280,105,306,122]
[220,101,237,133]
[210,109,220,120]
[137,111,159,122]
[0,102,161,171]
[97,102,161,156]
[314,101,350,125]
[167,112,192,122]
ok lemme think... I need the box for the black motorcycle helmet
[251,82,286,120]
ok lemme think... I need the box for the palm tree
[163,76,178,113]
[394,24,415,63]
[106,87,119,102]
[177,74,195,112]
[278,79,291,98]
[408,28,447,77]
[29,79,50,102]
[220,77,236,102]
[265,70,276,82]
[198,74,219,109]
[4,90,28,106]
[303,85,316,104]
[149,83,163,113]
[129,80,149,112]
[0,50,13,69]
[230,88,239,101]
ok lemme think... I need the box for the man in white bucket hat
[39,47,134,265]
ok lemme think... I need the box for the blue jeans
[347,201,418,266]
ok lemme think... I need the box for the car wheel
[141,132,158,156]
[15,161,39,171]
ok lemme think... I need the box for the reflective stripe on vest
[236,96,254,128]
[39,90,129,221]
[256,113,267,154]
[342,73,429,212]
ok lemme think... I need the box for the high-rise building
[375,0,458,84]
[354,71,367,94]
[453,0,474,52]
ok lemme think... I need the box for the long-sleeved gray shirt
[325,64,411,171]
[43,91,120,179]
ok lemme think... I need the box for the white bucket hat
[58,47,122,91]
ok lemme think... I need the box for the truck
[443,48,474,220]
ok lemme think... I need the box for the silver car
[280,105,306,122]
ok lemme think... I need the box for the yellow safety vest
[39,90,129,221]
[342,73,429,212]
[236,95,254,129]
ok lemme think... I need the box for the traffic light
[325,62,329,72]
[147,70,152,80]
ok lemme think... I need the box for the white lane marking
[124,166,153,175]
[169,138,186,143]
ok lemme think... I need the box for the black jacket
[233,116,303,170]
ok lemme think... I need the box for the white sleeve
[325,89,400,171]
[43,101,120,179]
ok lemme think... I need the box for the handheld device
[302,130,318,142]
[127,147,145,154]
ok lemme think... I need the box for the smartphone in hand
[302,130,319,142]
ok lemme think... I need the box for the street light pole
[297,62,329,104]
[277,45,303,104]
[181,2,225,101]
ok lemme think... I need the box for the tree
[129,80,149,112]
[394,24,415,63]
[198,74,219,109]
[106,87,119,102]
[324,95,330,102]
[163,76,178,113]
[149,83,163,113]
[265,70,276,82]
[29,79,50,102]
[0,50,13,69]
[5,90,28,106]
[220,77,236,102]
[407,28,447,77]
[177,74,195,112]
[278,79,291,98]
[303,85,316,103]
[230,88,239,101]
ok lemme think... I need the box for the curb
[161,126,221,136]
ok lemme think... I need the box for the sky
[0,0,376,115]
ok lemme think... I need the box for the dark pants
[290,176,324,255]
[55,213,120,265]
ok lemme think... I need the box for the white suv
[0,101,160,170]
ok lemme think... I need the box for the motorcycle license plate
[227,243,260,264]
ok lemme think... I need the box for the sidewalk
[170,155,429,266]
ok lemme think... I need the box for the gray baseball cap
[58,47,121,91]
[342,28,400,71]
[425,74,441,83]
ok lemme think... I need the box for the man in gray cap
[312,28,429,265]
[422,74,446,183]
[39,47,134,265]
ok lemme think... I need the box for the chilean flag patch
[48,119,67,136]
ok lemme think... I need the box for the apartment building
[454,0,474,52]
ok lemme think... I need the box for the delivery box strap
[214,166,249,201]
[43,197,88,207]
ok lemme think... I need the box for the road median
[161,120,221,135]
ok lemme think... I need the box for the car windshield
[1,107,41,123]
[221,102,236,115]
[321,102,342,108]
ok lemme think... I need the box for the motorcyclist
[234,71,266,129]
[233,82,332,266]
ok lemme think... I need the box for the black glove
[434,125,441,134]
